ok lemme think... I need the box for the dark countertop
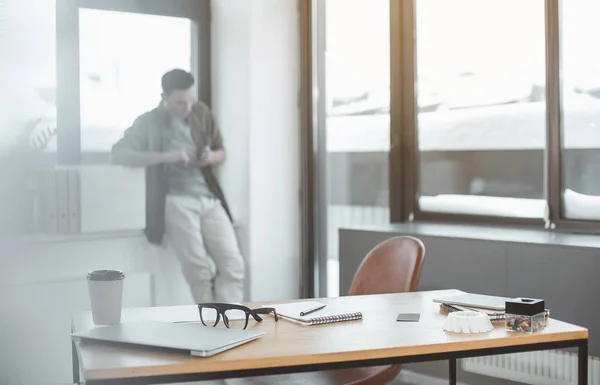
[340,222,600,250]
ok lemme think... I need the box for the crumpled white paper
[442,311,494,334]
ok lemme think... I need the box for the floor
[394,370,468,385]
[172,370,466,385]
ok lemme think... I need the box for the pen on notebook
[300,304,326,316]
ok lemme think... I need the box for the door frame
[299,0,316,298]
[55,0,210,164]
[299,0,328,299]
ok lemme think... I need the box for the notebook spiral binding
[308,312,363,325]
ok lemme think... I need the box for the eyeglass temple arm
[251,308,279,321]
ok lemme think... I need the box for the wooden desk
[71,290,589,385]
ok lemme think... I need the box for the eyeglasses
[198,303,279,330]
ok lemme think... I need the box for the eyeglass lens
[199,306,220,327]
[199,305,251,329]
[222,308,250,329]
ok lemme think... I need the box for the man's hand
[184,147,226,168]
[198,146,213,167]
[187,146,212,168]
[164,149,193,165]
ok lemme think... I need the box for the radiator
[462,351,600,385]
[327,205,390,259]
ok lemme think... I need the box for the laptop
[72,321,265,357]
[432,293,514,311]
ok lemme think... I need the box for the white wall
[0,235,164,385]
[212,0,302,301]
[0,165,190,385]
[211,0,252,299]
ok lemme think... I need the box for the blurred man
[111,69,244,303]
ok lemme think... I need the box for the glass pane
[1,0,56,155]
[79,9,192,160]
[561,0,600,220]
[325,0,390,296]
[0,0,56,235]
[416,0,546,218]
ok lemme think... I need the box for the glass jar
[505,311,546,333]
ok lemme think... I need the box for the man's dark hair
[161,69,195,95]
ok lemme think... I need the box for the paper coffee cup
[87,270,125,326]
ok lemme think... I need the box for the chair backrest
[347,236,425,296]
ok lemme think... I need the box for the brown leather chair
[226,236,426,385]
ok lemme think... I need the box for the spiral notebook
[268,301,363,326]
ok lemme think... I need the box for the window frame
[388,0,600,234]
[299,0,600,298]
[55,0,210,165]
[547,0,600,234]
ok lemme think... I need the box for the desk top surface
[72,289,588,381]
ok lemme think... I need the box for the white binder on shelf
[56,169,69,233]
[41,170,58,234]
[36,165,145,236]
[67,169,81,233]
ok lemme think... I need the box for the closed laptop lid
[433,293,514,311]
[72,321,265,356]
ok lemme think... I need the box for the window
[0,0,208,235]
[55,0,210,164]
[0,0,57,156]
[560,0,600,221]
[0,0,57,235]
[318,0,391,296]
[305,0,600,299]
[79,9,192,158]
[415,0,547,219]
[307,0,600,263]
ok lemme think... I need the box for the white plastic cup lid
[87,270,125,281]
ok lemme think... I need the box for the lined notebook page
[268,301,363,326]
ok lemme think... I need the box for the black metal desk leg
[579,339,588,385]
[72,340,80,384]
[449,357,457,385]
